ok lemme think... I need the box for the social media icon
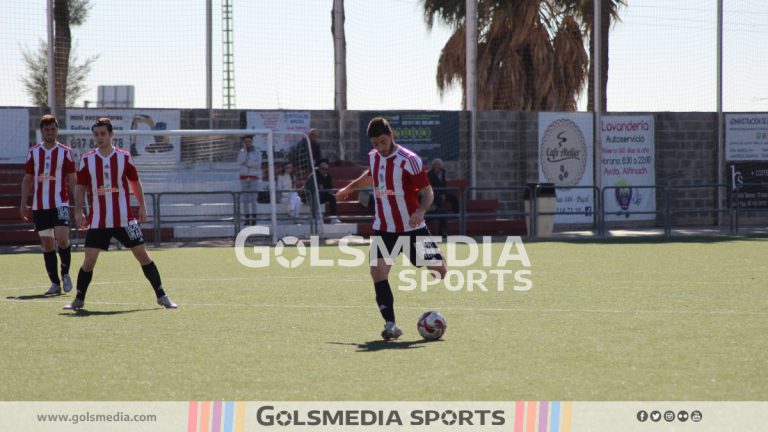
[664,411,675,422]
[637,410,648,422]
[678,410,689,422]
[691,410,702,422]
[650,411,661,422]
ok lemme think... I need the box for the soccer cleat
[44,284,62,296]
[63,298,84,310]
[381,322,403,341]
[61,274,73,293]
[156,295,178,309]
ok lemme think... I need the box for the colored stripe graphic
[187,401,198,432]
[550,402,560,432]
[526,401,537,432]
[562,401,573,432]
[235,402,246,432]
[514,401,525,432]
[538,401,549,432]
[212,401,222,432]
[223,402,234,432]
[199,401,210,432]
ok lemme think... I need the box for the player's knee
[81,261,95,272]
[430,263,447,280]
[40,237,55,252]
[56,239,70,249]
[370,265,388,281]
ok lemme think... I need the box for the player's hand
[19,204,30,222]
[335,186,351,201]
[75,212,87,229]
[138,206,148,222]
[409,208,426,228]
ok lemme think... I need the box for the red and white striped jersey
[24,142,76,210]
[368,145,430,233]
[76,148,139,229]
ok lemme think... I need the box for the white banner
[538,112,594,223]
[0,108,30,164]
[1,401,767,432]
[245,111,311,160]
[725,114,768,161]
[600,115,656,221]
[64,109,181,165]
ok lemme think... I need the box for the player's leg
[34,210,62,295]
[370,231,402,340]
[407,227,447,279]
[63,246,100,310]
[64,228,109,310]
[119,225,177,309]
[239,179,251,225]
[53,206,73,292]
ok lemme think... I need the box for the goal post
[47,128,326,245]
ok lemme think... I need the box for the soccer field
[1,238,766,401]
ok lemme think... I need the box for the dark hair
[281,162,294,178]
[242,135,254,142]
[367,117,392,138]
[91,117,113,133]
[39,114,59,129]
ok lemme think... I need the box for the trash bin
[524,183,557,238]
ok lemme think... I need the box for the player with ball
[336,117,447,341]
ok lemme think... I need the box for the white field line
[1,296,766,316]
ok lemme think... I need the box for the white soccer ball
[417,311,447,340]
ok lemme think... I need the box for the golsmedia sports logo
[255,405,505,427]
[235,227,533,292]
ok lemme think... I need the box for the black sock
[141,261,166,298]
[374,280,395,323]
[76,268,93,301]
[43,251,60,285]
[58,245,71,276]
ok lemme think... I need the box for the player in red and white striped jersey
[20,115,76,295]
[337,117,447,340]
[64,117,177,311]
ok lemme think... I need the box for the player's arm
[74,184,87,229]
[19,174,33,221]
[410,185,434,228]
[66,172,77,205]
[129,179,148,222]
[336,169,373,201]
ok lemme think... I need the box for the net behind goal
[51,128,322,244]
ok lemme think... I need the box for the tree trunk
[54,0,71,109]
[599,2,610,112]
[587,2,611,112]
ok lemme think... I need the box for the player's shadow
[328,339,441,352]
[59,308,156,317]
[6,294,62,300]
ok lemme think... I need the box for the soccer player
[20,114,76,295]
[336,117,447,340]
[64,118,177,311]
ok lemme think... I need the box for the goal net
[50,128,322,244]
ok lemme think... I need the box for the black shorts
[370,227,444,267]
[32,207,70,231]
[84,223,145,250]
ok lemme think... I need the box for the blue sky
[1,0,767,112]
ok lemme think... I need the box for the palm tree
[558,0,627,111]
[422,0,623,111]
[23,0,92,108]
[21,41,98,107]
